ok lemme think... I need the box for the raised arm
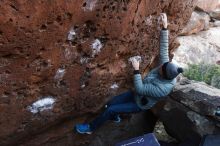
[160,13,169,65]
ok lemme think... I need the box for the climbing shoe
[75,124,92,134]
[113,115,121,123]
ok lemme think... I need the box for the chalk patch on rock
[67,28,76,41]
[91,39,103,57]
[145,15,153,26]
[64,48,72,60]
[54,68,66,80]
[27,97,56,114]
[110,83,119,89]
[81,84,86,89]
[0,58,10,67]
[157,16,162,30]
[80,57,90,64]
[82,0,98,11]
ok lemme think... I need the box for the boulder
[210,10,220,20]
[211,75,220,89]
[210,20,220,27]
[173,27,220,68]
[180,11,210,36]
[196,0,220,12]
[156,77,220,142]
[0,0,198,145]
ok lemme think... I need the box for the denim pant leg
[90,102,141,131]
[107,90,135,106]
[106,90,135,120]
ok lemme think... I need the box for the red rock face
[0,0,197,145]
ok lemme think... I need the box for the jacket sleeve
[160,29,169,65]
[134,74,167,98]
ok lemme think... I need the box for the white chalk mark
[54,68,66,80]
[0,58,10,67]
[67,28,76,41]
[80,57,90,64]
[64,48,72,60]
[110,83,119,89]
[91,39,103,57]
[81,84,86,88]
[83,0,98,11]
[145,15,153,26]
[27,97,56,114]
[157,16,162,30]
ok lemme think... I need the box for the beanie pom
[177,67,184,73]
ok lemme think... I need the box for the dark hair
[177,67,184,73]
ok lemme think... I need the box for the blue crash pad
[200,135,220,146]
[115,133,160,146]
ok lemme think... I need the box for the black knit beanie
[162,62,183,80]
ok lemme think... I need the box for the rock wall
[0,0,197,145]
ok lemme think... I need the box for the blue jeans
[90,90,142,131]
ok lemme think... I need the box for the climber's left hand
[160,13,168,29]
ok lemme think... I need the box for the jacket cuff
[134,70,140,74]
[162,27,167,30]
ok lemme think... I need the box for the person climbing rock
[75,13,183,134]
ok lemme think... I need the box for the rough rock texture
[196,0,220,12]
[156,77,220,143]
[210,10,220,20]
[173,27,220,68]
[0,0,197,145]
[210,19,220,27]
[17,111,158,146]
[180,10,210,35]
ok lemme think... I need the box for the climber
[75,13,183,134]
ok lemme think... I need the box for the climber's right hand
[131,59,140,70]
